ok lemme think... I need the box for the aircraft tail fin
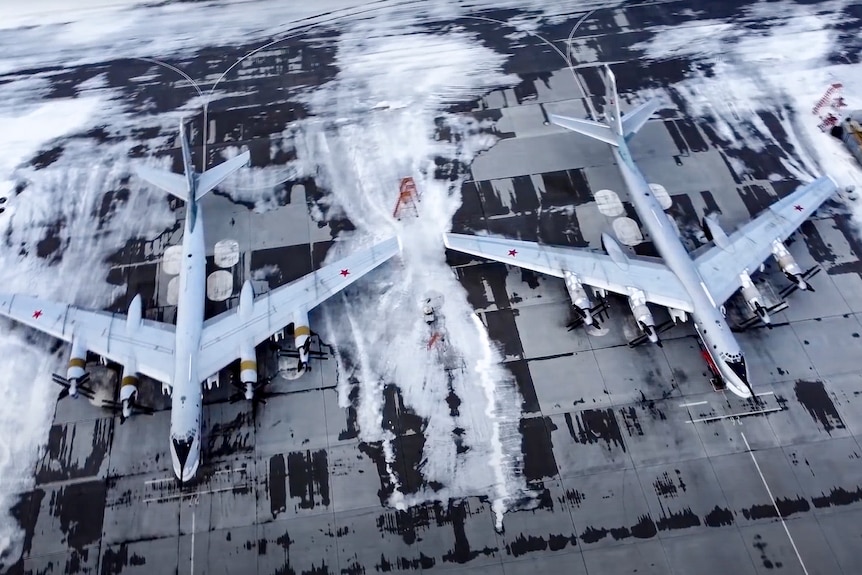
[621,98,661,138]
[606,64,661,139]
[603,65,624,136]
[196,151,250,201]
[135,120,249,202]
[549,114,619,146]
[550,65,659,146]
[134,165,189,202]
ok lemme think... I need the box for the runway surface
[2,1,862,574]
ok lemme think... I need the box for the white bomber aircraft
[0,121,399,482]
[445,66,838,398]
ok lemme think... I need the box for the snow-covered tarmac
[2,1,862,573]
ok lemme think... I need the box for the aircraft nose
[172,437,194,475]
[725,357,754,397]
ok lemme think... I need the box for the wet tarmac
[6,1,862,574]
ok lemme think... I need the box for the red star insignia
[32,309,42,319]
[340,269,350,277]
[508,249,518,257]
[794,204,804,211]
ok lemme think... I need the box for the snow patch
[0,81,176,565]
[635,0,862,199]
[286,27,530,527]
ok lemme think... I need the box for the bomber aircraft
[445,66,838,398]
[0,122,399,482]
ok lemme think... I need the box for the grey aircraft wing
[444,233,694,312]
[0,294,175,382]
[695,176,838,304]
[196,236,399,379]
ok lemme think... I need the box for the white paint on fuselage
[614,143,752,398]
[168,198,206,482]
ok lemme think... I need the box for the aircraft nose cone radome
[726,357,754,397]
[172,437,194,474]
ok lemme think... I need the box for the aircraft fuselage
[613,142,752,398]
[168,192,206,482]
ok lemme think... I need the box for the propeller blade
[127,397,155,415]
[58,388,69,400]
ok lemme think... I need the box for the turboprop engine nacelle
[563,271,593,325]
[294,310,311,371]
[239,340,257,386]
[739,271,770,323]
[66,338,87,385]
[119,364,138,420]
[237,281,258,388]
[627,288,659,344]
[771,240,808,290]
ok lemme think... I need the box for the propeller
[567,299,609,331]
[779,265,821,298]
[52,372,94,400]
[628,319,676,348]
[731,300,790,333]
[228,376,281,406]
[101,392,155,424]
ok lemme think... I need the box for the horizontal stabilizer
[135,165,189,202]
[196,151,251,201]
[549,114,619,147]
[621,98,661,139]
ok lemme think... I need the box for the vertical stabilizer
[606,65,661,139]
[179,120,196,195]
[603,65,624,136]
[550,65,661,145]
[135,120,250,203]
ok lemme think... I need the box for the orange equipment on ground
[392,177,420,220]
